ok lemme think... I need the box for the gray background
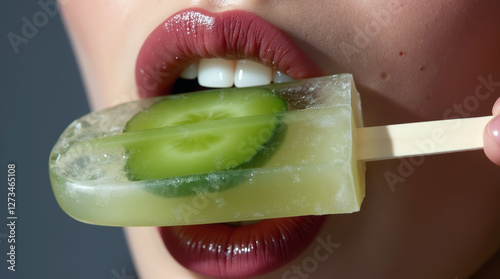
[2,1,136,278]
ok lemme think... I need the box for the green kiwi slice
[123,88,287,197]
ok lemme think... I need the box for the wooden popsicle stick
[357,115,493,161]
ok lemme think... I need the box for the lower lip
[158,215,327,278]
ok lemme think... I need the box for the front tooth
[198,58,235,88]
[179,62,198,80]
[273,70,294,83]
[234,60,272,88]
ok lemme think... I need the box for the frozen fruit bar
[49,74,365,226]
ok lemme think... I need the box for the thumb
[484,97,500,166]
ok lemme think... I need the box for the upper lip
[135,8,323,98]
[135,8,326,278]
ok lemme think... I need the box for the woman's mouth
[135,8,326,278]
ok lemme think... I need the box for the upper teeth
[179,58,294,88]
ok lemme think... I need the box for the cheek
[288,1,500,124]
[59,0,187,109]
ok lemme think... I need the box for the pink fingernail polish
[489,115,500,145]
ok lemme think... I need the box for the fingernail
[489,115,500,145]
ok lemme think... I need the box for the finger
[484,112,500,166]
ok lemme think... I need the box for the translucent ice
[49,74,365,226]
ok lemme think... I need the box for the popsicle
[49,74,492,226]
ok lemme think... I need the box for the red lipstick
[159,216,326,278]
[135,8,326,278]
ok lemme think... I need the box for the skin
[59,0,500,278]
[484,98,500,166]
